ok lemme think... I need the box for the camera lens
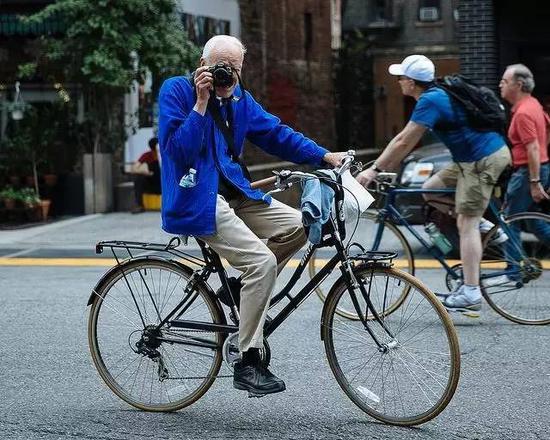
[211,63,234,88]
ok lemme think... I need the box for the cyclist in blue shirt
[357,55,511,314]
[158,35,346,397]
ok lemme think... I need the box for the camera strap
[207,97,252,181]
[187,73,251,181]
[208,98,236,157]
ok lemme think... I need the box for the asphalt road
[1,265,549,440]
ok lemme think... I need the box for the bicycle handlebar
[250,176,277,189]
[249,150,360,194]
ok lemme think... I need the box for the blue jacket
[157,76,329,236]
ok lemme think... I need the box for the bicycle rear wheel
[310,211,415,320]
[88,259,224,411]
[322,266,460,426]
[481,212,550,325]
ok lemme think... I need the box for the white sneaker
[487,227,508,246]
[435,284,463,300]
[443,293,482,312]
[479,218,495,233]
[483,274,514,287]
[479,219,509,245]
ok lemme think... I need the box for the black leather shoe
[233,362,286,397]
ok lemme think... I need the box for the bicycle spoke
[324,267,459,426]
[89,261,223,411]
[481,213,550,324]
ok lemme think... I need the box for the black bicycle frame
[169,220,346,336]
[96,179,397,352]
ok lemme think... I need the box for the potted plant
[0,187,18,210]
[19,187,40,209]
[17,187,44,221]
[3,106,54,213]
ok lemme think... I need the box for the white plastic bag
[341,170,375,226]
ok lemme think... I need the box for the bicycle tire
[321,265,460,426]
[310,211,415,320]
[88,259,224,411]
[481,211,550,325]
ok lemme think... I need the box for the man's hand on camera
[356,167,378,188]
[193,66,213,115]
[323,152,349,168]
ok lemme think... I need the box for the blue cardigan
[157,76,329,236]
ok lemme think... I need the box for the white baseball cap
[388,55,435,82]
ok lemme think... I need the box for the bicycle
[87,155,460,426]
[309,172,550,324]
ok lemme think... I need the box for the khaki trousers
[198,194,306,352]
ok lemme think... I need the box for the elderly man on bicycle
[357,55,511,314]
[158,35,345,396]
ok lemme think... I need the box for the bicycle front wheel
[310,211,415,320]
[481,211,550,325]
[88,259,224,411]
[322,266,460,426]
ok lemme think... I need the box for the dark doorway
[496,0,550,104]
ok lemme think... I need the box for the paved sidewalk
[0,212,201,257]
[0,211,435,263]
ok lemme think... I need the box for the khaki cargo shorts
[435,146,511,216]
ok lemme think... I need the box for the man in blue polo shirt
[357,54,511,314]
[158,35,345,396]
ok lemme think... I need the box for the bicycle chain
[165,327,215,334]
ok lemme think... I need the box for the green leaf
[16,0,199,153]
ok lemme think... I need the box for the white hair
[202,35,246,61]
[507,63,535,93]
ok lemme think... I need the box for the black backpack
[435,74,507,134]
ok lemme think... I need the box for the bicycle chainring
[521,258,543,282]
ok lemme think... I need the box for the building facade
[239,0,340,164]
[460,0,550,110]
[343,0,550,151]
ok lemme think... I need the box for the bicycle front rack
[351,250,398,266]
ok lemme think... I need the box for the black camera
[207,62,235,88]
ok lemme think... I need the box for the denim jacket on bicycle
[301,178,335,244]
[158,76,329,236]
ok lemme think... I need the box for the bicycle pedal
[247,391,266,398]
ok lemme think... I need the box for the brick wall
[458,0,498,88]
[239,0,336,166]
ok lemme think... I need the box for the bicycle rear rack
[95,236,205,267]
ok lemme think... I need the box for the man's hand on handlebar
[356,167,378,188]
[251,150,358,193]
[323,152,349,168]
